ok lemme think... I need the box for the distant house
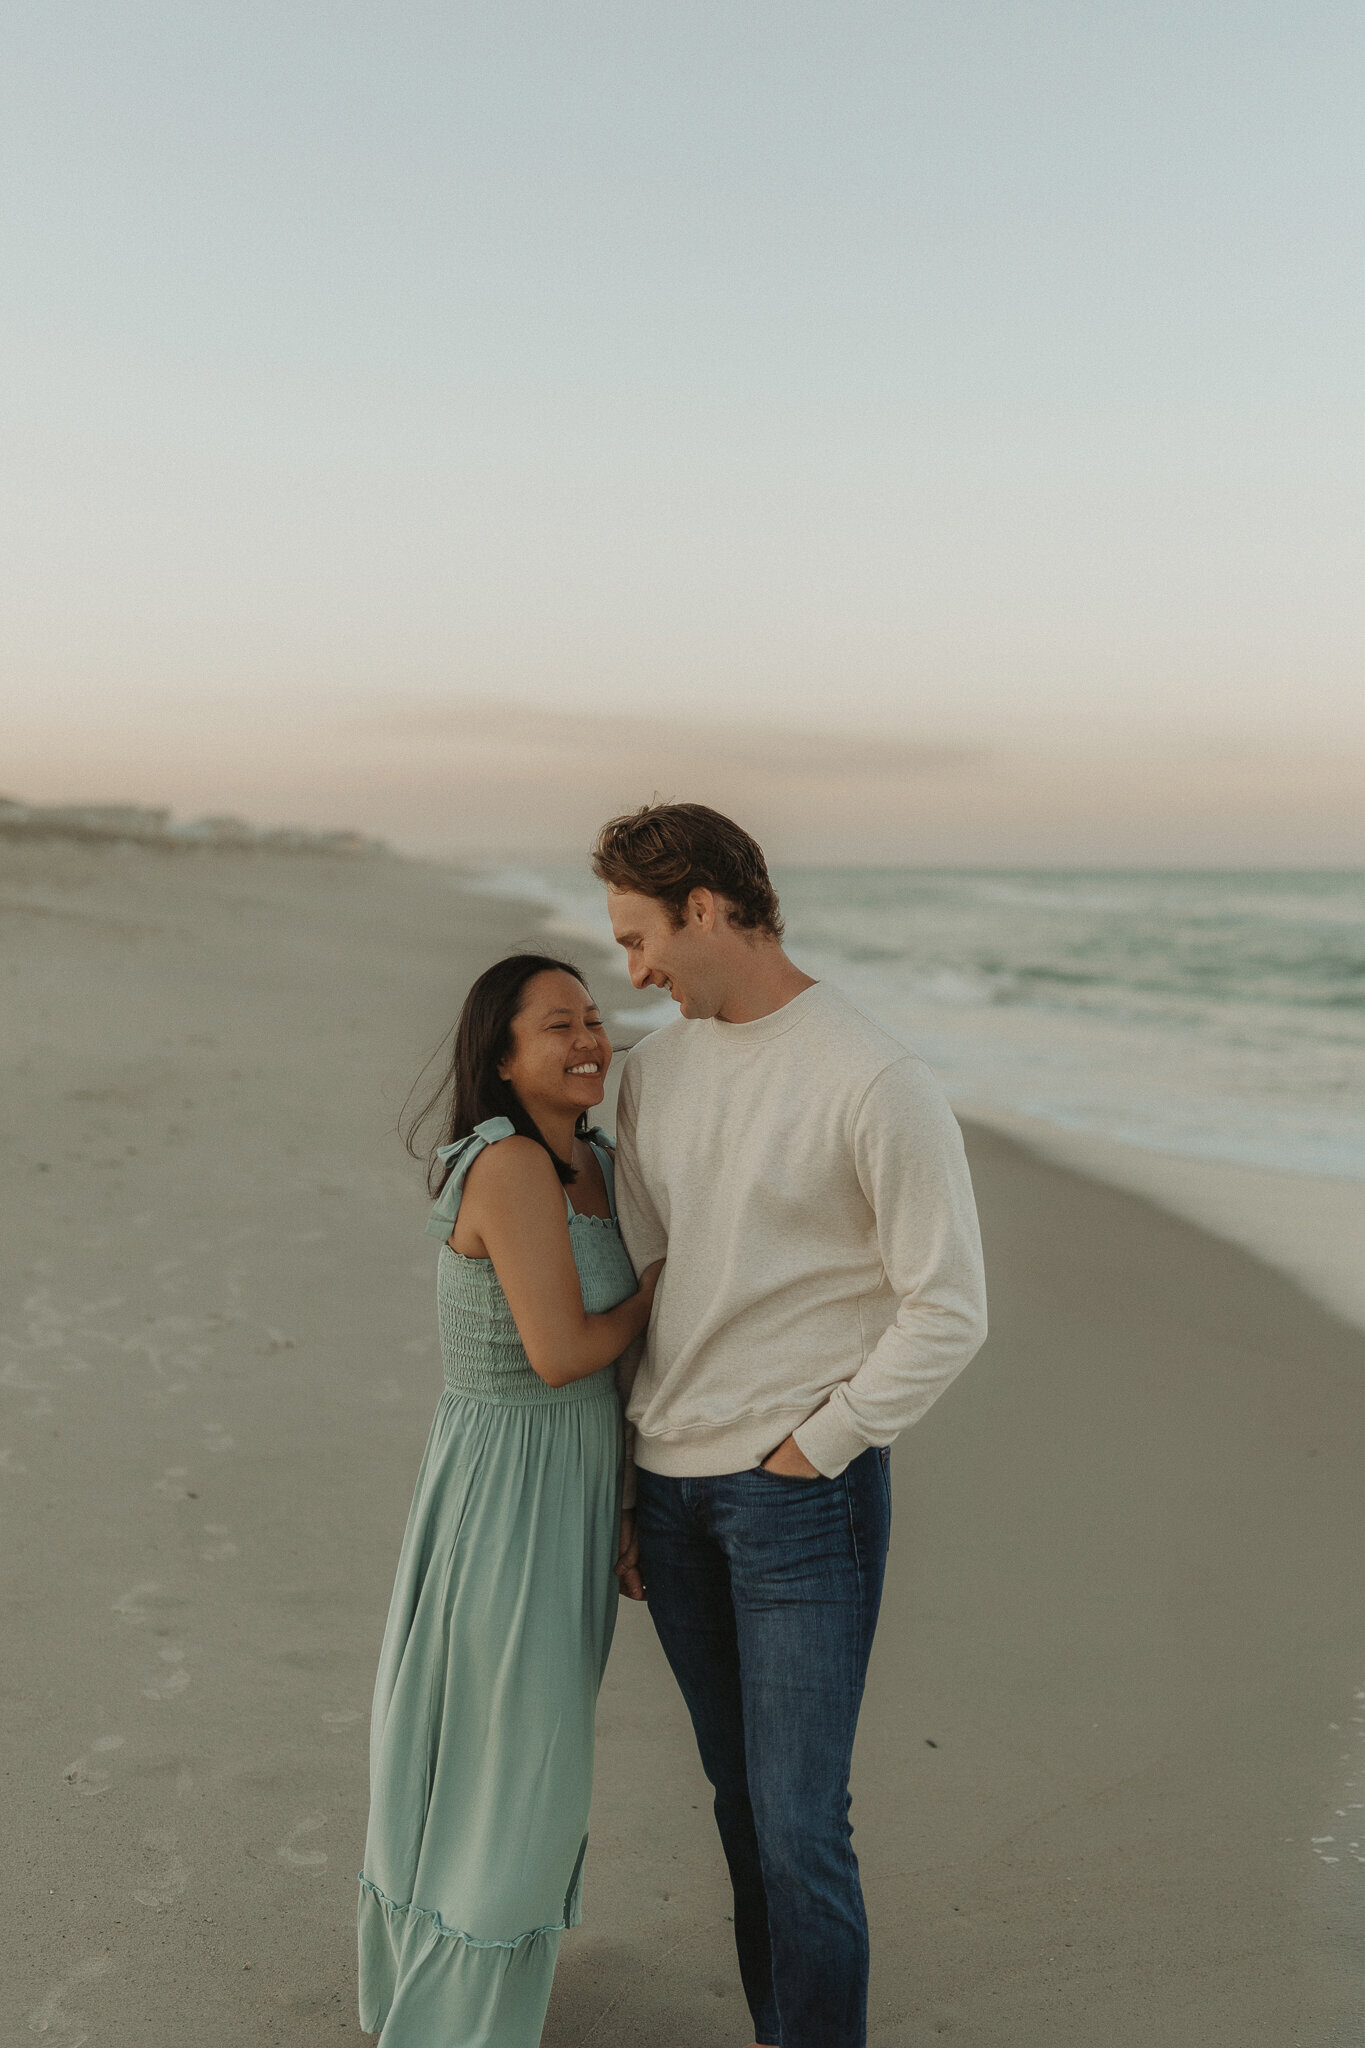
[0,797,380,855]
[314,831,376,853]
[6,803,172,837]
[169,814,256,841]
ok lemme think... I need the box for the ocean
[467,866,1365,1185]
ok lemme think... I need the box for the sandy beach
[3,837,1362,2048]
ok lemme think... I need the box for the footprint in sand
[27,1952,113,2042]
[153,1466,196,1500]
[142,1645,190,1701]
[201,1422,234,1454]
[0,1446,28,1476]
[133,1827,190,1907]
[277,1815,328,1869]
[112,1581,160,1624]
[199,1522,238,1561]
[373,1377,403,1405]
[320,1708,362,1732]
[63,1734,126,1797]
[0,1359,51,1395]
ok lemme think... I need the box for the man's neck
[715,950,817,1025]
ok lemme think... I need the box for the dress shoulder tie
[425,1117,517,1239]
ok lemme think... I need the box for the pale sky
[2,3,1362,861]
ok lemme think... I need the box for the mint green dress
[358,1118,636,2048]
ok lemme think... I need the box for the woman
[358,953,661,2048]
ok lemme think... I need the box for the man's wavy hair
[591,802,784,940]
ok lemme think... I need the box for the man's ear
[687,887,717,932]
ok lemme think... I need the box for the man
[595,802,987,2048]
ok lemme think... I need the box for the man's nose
[631,961,650,989]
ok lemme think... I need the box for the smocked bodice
[429,1119,639,1406]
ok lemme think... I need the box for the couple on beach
[357,802,988,2048]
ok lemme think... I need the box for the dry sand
[2,838,1362,2048]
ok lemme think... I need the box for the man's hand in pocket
[761,1434,820,1479]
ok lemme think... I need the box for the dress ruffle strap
[425,1117,517,1239]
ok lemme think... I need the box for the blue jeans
[634,1446,892,2048]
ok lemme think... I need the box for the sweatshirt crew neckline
[704,980,824,1045]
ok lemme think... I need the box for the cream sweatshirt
[614,980,988,1480]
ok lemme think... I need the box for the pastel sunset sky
[3,3,1362,862]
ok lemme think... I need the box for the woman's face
[498,969,611,1126]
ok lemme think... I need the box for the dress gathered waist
[437,1242,624,1409]
[440,1363,618,1408]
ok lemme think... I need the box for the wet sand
[2,838,1362,2047]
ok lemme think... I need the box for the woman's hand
[637,1257,665,1306]
[614,1511,645,1600]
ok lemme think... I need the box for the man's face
[606,886,722,1019]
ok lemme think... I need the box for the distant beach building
[316,830,374,853]
[0,797,382,855]
[260,826,375,854]
[169,814,256,842]
[0,801,171,840]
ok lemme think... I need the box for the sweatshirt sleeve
[792,1055,988,1478]
[612,1050,667,1511]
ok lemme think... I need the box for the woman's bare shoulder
[463,1134,562,1200]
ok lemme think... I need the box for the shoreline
[457,859,1365,1342]
[955,1103,1365,1340]
[450,856,1365,1335]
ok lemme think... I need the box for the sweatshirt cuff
[792,1400,873,1480]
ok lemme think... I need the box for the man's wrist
[790,1409,856,1479]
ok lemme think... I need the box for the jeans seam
[843,1468,861,1574]
[851,1472,866,1744]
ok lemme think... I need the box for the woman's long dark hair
[402,953,593,1192]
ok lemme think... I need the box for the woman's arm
[464,1138,662,1388]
